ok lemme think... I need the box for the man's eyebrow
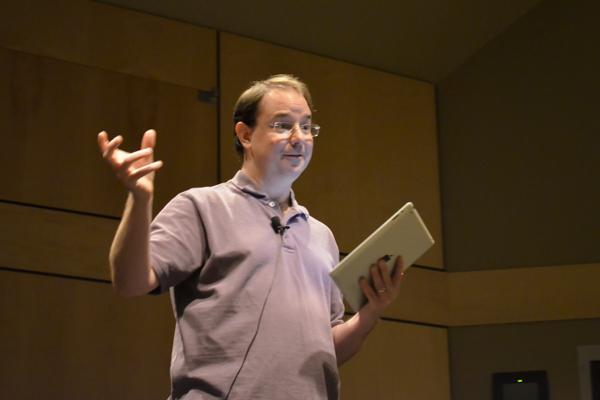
[272,112,312,119]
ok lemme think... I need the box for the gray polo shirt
[150,171,345,400]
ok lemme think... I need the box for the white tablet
[329,202,435,312]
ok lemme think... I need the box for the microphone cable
[223,215,286,399]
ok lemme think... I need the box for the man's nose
[288,124,310,142]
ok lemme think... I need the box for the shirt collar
[229,170,309,219]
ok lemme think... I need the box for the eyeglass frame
[267,121,320,138]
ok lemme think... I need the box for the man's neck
[241,164,293,209]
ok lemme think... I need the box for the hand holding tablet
[329,202,435,311]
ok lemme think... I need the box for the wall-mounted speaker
[492,370,548,400]
[591,360,600,400]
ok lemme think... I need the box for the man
[98,75,404,399]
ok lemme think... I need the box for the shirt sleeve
[149,191,208,293]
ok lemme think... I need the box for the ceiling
[98,0,544,83]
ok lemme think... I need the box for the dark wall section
[449,318,600,400]
[438,0,600,271]
[441,1,600,399]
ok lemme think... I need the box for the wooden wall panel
[448,263,600,326]
[340,321,450,400]
[219,33,443,269]
[0,203,115,280]
[0,0,216,89]
[5,195,597,328]
[0,47,217,217]
[384,268,450,326]
[379,262,600,327]
[0,269,174,400]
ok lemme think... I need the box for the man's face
[247,88,314,182]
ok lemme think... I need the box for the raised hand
[97,129,163,199]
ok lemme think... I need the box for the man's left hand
[358,256,406,316]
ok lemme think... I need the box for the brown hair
[232,74,314,156]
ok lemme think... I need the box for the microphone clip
[270,216,290,236]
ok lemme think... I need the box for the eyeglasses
[268,121,320,138]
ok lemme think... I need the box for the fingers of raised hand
[97,131,109,151]
[140,129,157,150]
[120,147,153,170]
[129,160,163,181]
[97,131,162,193]
[115,148,158,184]
[98,131,123,159]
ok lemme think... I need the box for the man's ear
[235,122,253,151]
